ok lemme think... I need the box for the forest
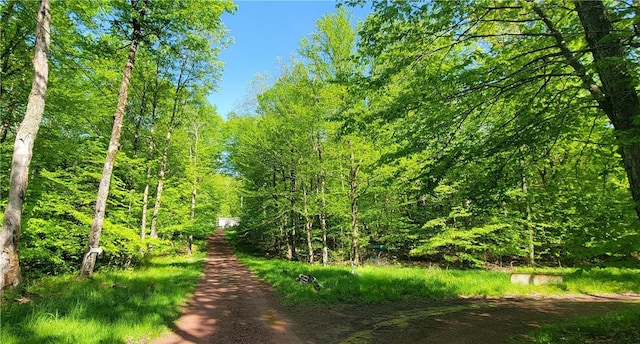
[225,1,640,270]
[1,0,640,296]
[0,0,238,289]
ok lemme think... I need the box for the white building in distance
[218,217,240,228]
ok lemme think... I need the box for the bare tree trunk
[0,0,49,292]
[150,57,188,239]
[79,0,143,278]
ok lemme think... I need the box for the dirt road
[287,295,640,343]
[153,231,640,343]
[153,230,300,344]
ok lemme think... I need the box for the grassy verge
[521,305,640,343]
[237,249,640,343]
[0,253,205,344]
[237,254,640,305]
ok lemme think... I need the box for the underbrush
[237,254,640,305]
[0,253,205,344]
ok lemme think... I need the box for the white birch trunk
[0,0,50,292]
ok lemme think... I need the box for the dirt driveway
[153,230,640,343]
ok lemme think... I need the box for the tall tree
[298,7,359,265]
[79,0,145,278]
[0,0,50,291]
[354,0,640,225]
[347,139,362,267]
[140,59,161,240]
[80,0,233,274]
[573,0,640,219]
[149,56,188,239]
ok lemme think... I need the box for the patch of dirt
[153,230,640,343]
[287,295,640,343]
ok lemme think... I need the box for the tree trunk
[520,153,534,267]
[140,60,160,240]
[302,185,313,263]
[149,178,163,239]
[574,0,640,219]
[271,168,282,254]
[289,166,297,261]
[283,214,292,260]
[79,1,143,278]
[189,122,201,222]
[348,140,361,267]
[315,132,329,266]
[0,0,50,292]
[141,170,151,240]
[150,57,188,239]
[187,123,200,256]
[319,179,328,266]
[131,80,148,155]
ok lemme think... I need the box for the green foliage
[411,223,513,267]
[221,3,640,269]
[3,0,640,300]
[347,0,640,267]
[1,0,233,282]
[0,254,204,344]
[20,218,84,276]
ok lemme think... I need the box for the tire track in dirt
[288,296,640,343]
[153,230,299,344]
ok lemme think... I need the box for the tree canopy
[225,1,640,268]
[0,0,638,293]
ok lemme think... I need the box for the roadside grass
[237,254,640,305]
[238,253,640,343]
[0,253,205,344]
[520,304,640,344]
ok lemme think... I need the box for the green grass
[521,305,640,344]
[4,242,636,344]
[0,253,205,344]
[237,255,640,305]
[238,255,640,343]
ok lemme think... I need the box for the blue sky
[207,1,370,116]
